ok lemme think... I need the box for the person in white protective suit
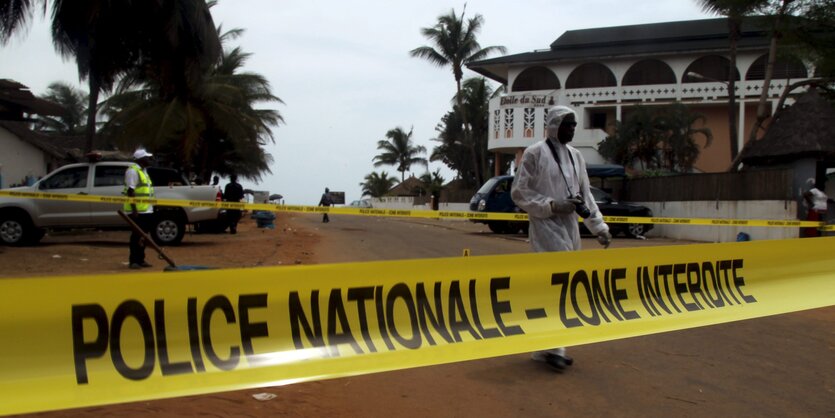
[511,105,612,371]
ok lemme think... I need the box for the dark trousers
[129,213,155,264]
[322,213,329,223]
[227,209,242,233]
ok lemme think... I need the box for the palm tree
[101,25,282,182]
[34,81,87,135]
[431,110,472,184]
[419,169,445,198]
[372,127,428,182]
[360,171,397,198]
[459,77,494,178]
[0,1,221,152]
[430,77,499,187]
[410,7,505,184]
[697,0,767,161]
[729,0,801,170]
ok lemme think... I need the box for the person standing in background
[124,148,156,269]
[319,187,333,223]
[803,178,832,237]
[224,174,244,234]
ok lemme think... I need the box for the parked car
[0,161,223,246]
[469,175,653,238]
[348,199,373,208]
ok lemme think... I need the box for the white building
[467,17,816,175]
[0,80,69,188]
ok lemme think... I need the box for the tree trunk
[748,0,791,146]
[727,18,740,161]
[456,77,482,185]
[84,78,100,153]
[727,78,824,171]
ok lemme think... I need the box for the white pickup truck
[0,161,222,246]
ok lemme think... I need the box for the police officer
[124,148,155,269]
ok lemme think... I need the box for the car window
[494,180,508,194]
[39,167,89,190]
[94,165,127,187]
[476,177,500,194]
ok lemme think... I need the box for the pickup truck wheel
[152,213,185,246]
[626,223,647,238]
[0,214,42,246]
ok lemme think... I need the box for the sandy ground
[0,214,319,278]
[3,214,833,417]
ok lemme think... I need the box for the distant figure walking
[319,187,333,223]
[224,175,244,234]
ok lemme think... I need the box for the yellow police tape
[0,189,830,229]
[1,238,834,414]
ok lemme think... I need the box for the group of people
[123,149,245,269]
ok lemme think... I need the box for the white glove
[597,230,612,248]
[550,198,582,214]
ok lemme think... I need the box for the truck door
[35,166,92,226]
[90,164,128,227]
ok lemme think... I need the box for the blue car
[469,175,654,238]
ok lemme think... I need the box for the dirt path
[1,213,319,278]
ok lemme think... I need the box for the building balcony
[488,79,802,155]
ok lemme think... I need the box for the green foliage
[419,169,446,197]
[410,7,505,184]
[781,0,835,81]
[0,0,222,152]
[372,127,428,182]
[360,171,397,198]
[430,77,503,189]
[100,27,283,182]
[430,111,474,184]
[598,104,712,173]
[34,82,87,135]
[409,8,506,86]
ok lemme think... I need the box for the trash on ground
[252,393,277,401]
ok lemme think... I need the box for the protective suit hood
[545,106,576,130]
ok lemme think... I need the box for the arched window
[566,63,617,88]
[512,66,560,92]
[746,54,808,80]
[682,55,740,83]
[622,59,676,85]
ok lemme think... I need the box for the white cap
[133,148,153,160]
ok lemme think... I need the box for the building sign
[499,94,556,108]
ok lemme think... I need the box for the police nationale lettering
[71,294,268,384]
[288,278,524,357]
[67,258,757,385]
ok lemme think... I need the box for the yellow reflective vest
[123,165,154,212]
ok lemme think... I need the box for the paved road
[282,214,834,418]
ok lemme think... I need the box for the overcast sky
[0,0,714,205]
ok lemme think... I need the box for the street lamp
[686,71,740,161]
